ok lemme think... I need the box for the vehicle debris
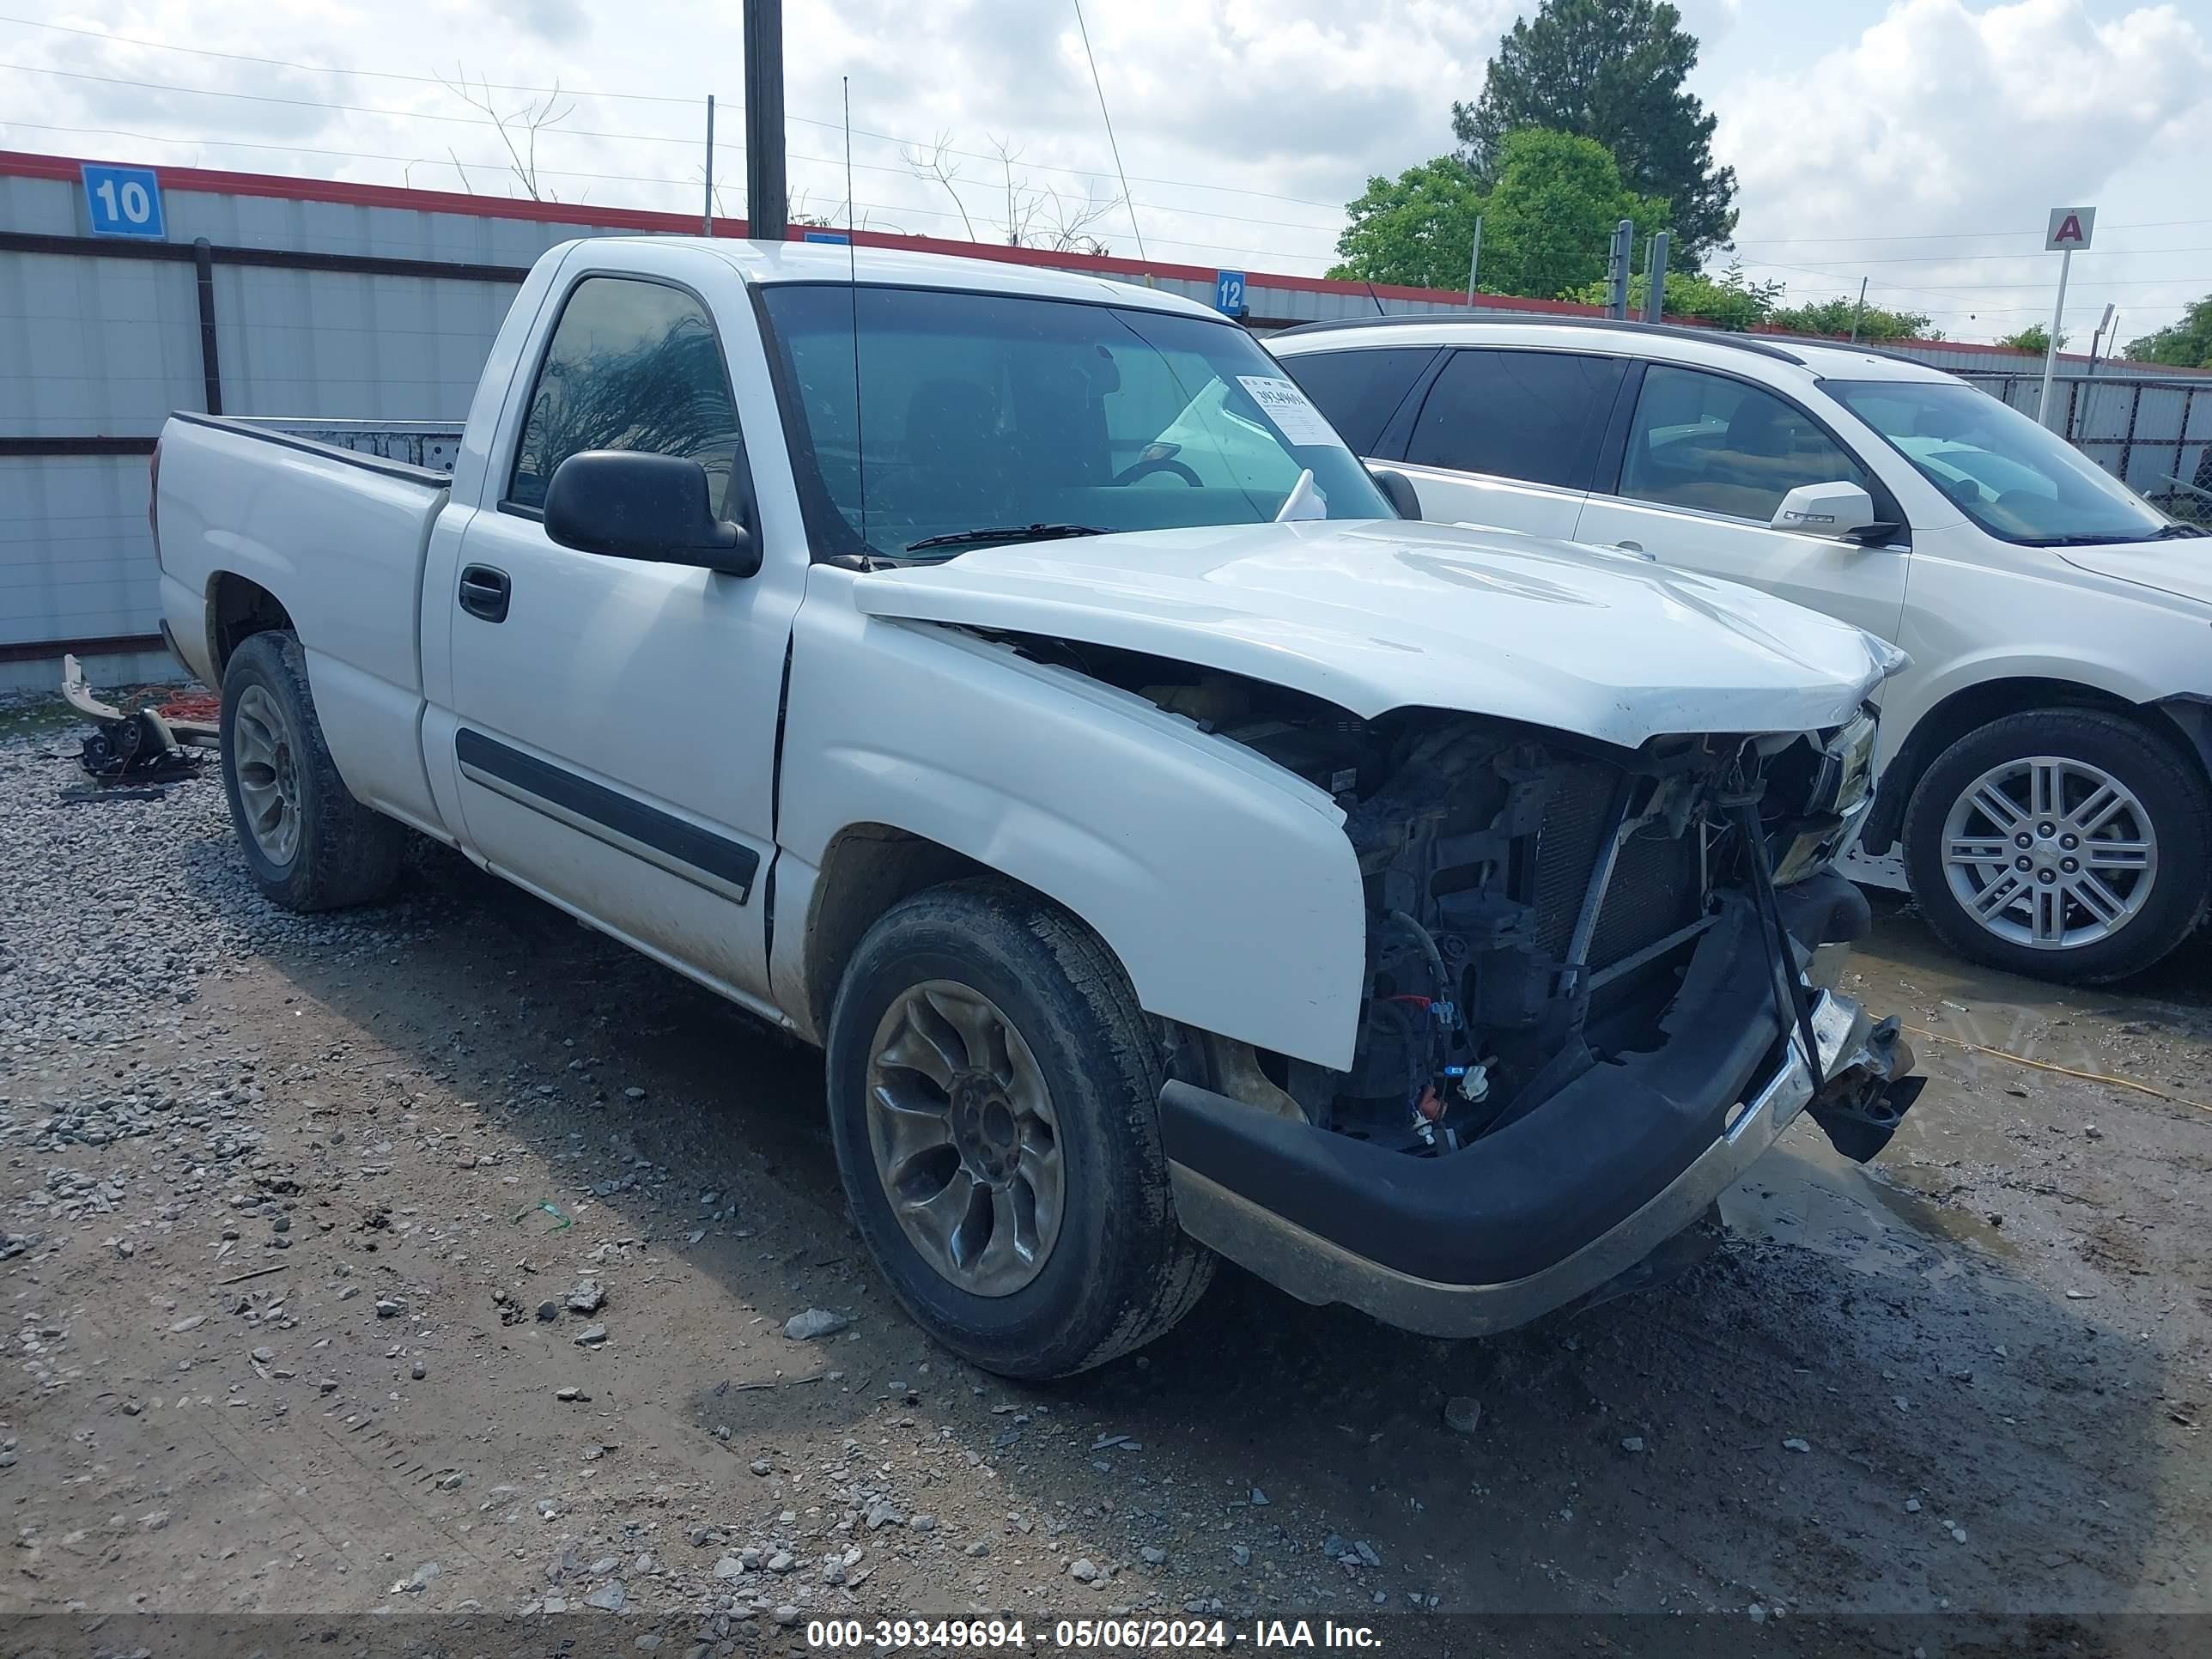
[60,653,211,786]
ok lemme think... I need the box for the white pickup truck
[152,237,1920,1378]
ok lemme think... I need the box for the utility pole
[2087,302,2117,377]
[702,95,715,235]
[743,0,788,240]
[1465,215,1482,304]
[1849,276,1868,343]
[1607,219,1633,319]
[1644,231,1669,324]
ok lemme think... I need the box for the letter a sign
[2045,206,2096,252]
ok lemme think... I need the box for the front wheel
[1903,708,2209,982]
[824,879,1213,1379]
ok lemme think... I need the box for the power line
[1741,256,2207,301]
[0,118,726,194]
[1070,0,1145,261]
[1759,246,2212,268]
[0,51,1350,240]
[0,117,1336,266]
[0,14,704,103]
[0,15,1350,214]
[1729,219,2212,247]
[0,60,702,144]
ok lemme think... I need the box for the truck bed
[154,410,456,830]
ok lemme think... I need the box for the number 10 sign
[81,164,167,240]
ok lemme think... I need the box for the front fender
[776,593,1369,1069]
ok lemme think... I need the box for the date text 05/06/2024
[804,1617,1385,1650]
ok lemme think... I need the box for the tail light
[148,440,161,556]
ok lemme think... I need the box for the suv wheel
[1903,708,2209,982]
[824,879,1214,1379]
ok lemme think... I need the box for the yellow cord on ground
[1904,1023,2212,1119]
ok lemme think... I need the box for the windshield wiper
[2150,521,2208,539]
[904,523,1111,553]
[2020,532,2160,547]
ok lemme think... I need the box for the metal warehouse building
[3,147,2208,690]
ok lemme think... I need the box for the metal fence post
[192,237,222,415]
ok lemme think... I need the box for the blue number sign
[82,164,167,240]
[1214,270,1247,316]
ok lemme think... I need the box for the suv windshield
[1826,378,2173,546]
[757,283,1390,559]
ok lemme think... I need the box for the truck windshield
[1825,378,2176,546]
[757,283,1392,560]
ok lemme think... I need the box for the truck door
[438,263,800,1010]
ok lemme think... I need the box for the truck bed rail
[166,412,459,487]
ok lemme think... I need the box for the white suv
[1271,318,2212,982]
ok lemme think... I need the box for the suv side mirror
[544,451,759,575]
[1369,466,1422,521]
[1771,480,1898,545]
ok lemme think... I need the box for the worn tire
[1903,708,2210,983]
[824,878,1214,1379]
[218,630,404,912]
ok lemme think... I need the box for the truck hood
[852,519,1896,749]
[2059,541,2212,609]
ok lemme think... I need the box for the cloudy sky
[3,0,2208,345]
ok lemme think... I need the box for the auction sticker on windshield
[1237,375,1344,448]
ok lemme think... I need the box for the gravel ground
[5,697,2212,1655]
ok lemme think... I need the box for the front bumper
[1159,890,1917,1340]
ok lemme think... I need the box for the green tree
[2124,295,2212,368]
[1324,156,1482,292]
[1563,262,1783,329]
[1330,130,1665,299]
[1765,295,1935,343]
[1453,0,1737,260]
[1996,324,2065,354]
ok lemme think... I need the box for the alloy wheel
[231,683,304,867]
[1940,754,2156,951]
[864,980,1064,1297]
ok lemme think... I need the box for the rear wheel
[1903,708,2209,982]
[824,879,1213,1379]
[218,631,404,912]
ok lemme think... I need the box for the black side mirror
[544,451,758,575]
[1369,465,1422,521]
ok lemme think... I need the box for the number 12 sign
[82,164,167,240]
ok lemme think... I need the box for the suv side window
[1618,364,1869,522]
[507,276,742,514]
[1279,347,1437,453]
[1403,349,1623,489]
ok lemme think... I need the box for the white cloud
[1718,0,2212,338]
[0,2,2205,338]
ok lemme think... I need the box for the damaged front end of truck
[1139,684,1923,1338]
[848,517,1924,1340]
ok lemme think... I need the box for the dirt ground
[4,714,2212,1655]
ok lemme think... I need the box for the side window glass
[1403,349,1621,489]
[1619,364,1869,522]
[1281,347,1436,454]
[507,277,741,514]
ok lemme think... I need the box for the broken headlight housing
[1770,708,1879,885]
